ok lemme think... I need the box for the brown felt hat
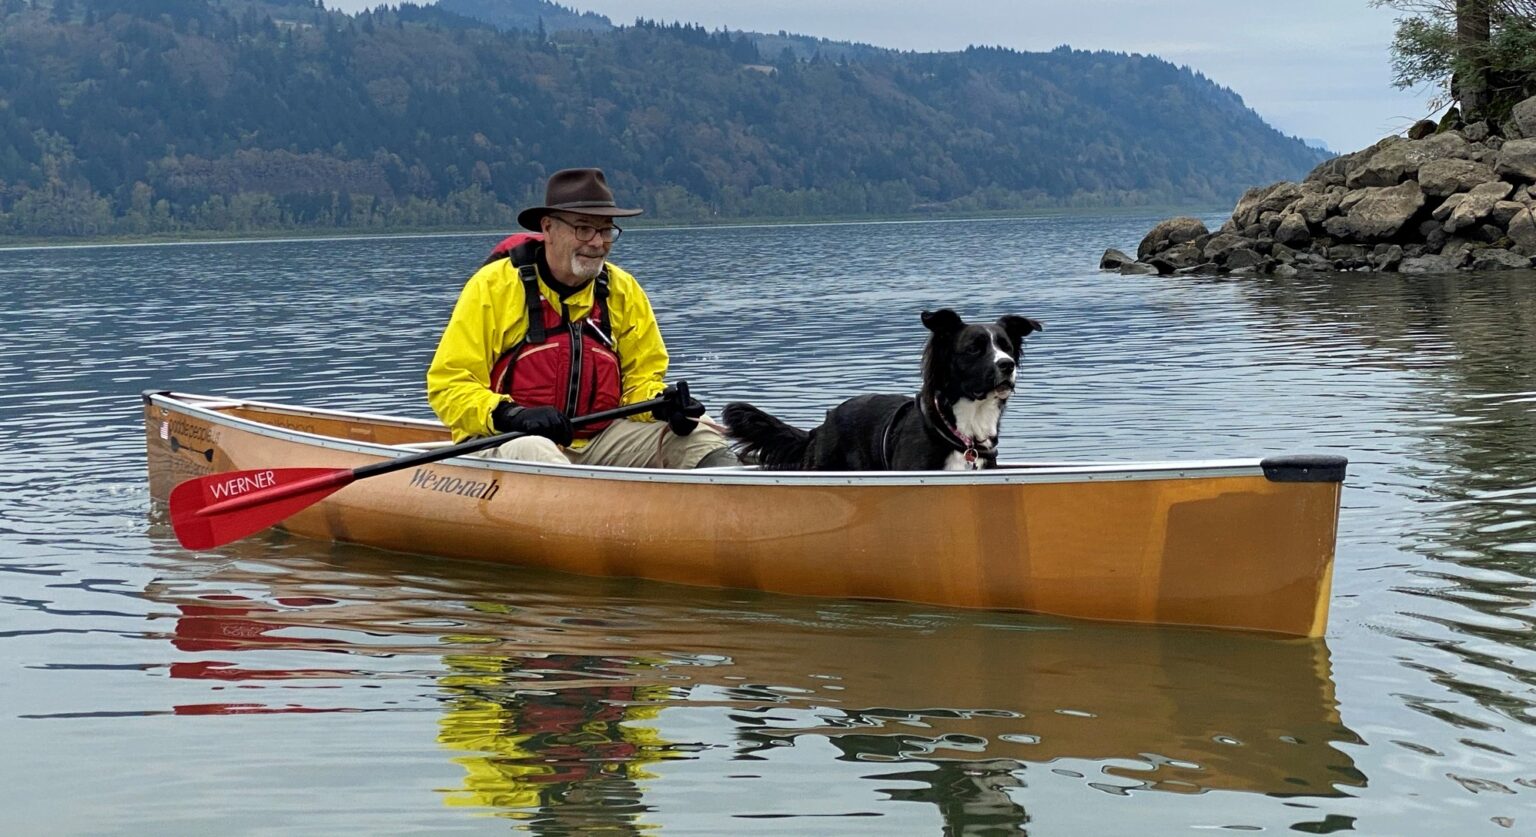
[517,167,643,231]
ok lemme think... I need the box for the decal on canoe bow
[168,435,215,462]
[408,468,501,501]
[165,418,214,443]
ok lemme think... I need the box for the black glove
[491,403,574,447]
[652,383,706,436]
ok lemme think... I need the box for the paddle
[169,385,691,551]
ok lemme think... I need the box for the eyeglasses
[549,215,623,243]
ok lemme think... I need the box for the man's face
[542,212,617,285]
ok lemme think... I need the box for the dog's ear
[998,315,1043,345]
[921,309,964,335]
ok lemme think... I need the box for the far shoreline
[0,204,1226,251]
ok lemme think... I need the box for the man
[427,167,737,468]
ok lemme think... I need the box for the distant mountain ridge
[0,0,1328,237]
[437,0,610,34]
[438,0,891,63]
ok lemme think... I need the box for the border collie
[722,309,1042,471]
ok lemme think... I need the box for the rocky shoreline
[1105,96,1536,276]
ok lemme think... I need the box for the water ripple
[4,220,1536,833]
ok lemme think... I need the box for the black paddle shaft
[351,384,688,481]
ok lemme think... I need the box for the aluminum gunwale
[148,391,1271,486]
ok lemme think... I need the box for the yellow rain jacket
[427,257,669,444]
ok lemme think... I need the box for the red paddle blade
[169,467,355,550]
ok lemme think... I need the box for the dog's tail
[721,402,812,470]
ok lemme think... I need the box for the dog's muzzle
[972,380,1014,400]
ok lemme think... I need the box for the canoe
[142,390,1347,637]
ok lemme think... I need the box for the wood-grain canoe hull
[144,391,1345,636]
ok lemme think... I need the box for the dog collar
[924,394,994,469]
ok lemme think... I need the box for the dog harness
[876,400,915,470]
[486,234,624,440]
[920,394,996,470]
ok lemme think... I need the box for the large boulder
[1444,181,1514,232]
[1274,211,1311,246]
[1492,200,1526,228]
[1100,248,1134,270]
[1346,133,1474,188]
[1327,243,1369,264]
[1304,154,1353,188]
[1372,244,1405,272]
[1292,191,1331,224]
[1201,231,1252,262]
[1470,248,1533,270]
[1418,158,1496,197]
[1137,217,1209,259]
[1494,138,1536,183]
[1507,95,1536,140]
[1148,241,1204,273]
[1508,207,1536,255]
[1399,253,1465,273]
[1223,248,1265,271]
[1303,156,1347,188]
[1229,181,1304,228]
[1307,136,1400,187]
[1337,188,1370,214]
[1323,181,1425,241]
[1431,193,1465,222]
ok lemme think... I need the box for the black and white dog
[722,309,1042,471]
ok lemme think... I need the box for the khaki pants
[481,415,730,469]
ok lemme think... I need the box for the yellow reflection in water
[435,647,676,822]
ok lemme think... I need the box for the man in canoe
[427,167,738,469]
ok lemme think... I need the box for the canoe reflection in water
[149,552,1365,830]
[434,642,677,823]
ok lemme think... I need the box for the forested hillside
[438,0,891,63]
[436,0,609,35]
[0,0,1328,237]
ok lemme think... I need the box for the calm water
[3,215,1535,835]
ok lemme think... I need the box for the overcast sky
[335,1,1441,153]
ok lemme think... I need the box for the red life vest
[486,233,623,439]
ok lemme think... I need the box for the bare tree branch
[1373,0,1536,23]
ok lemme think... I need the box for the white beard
[570,253,604,281]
